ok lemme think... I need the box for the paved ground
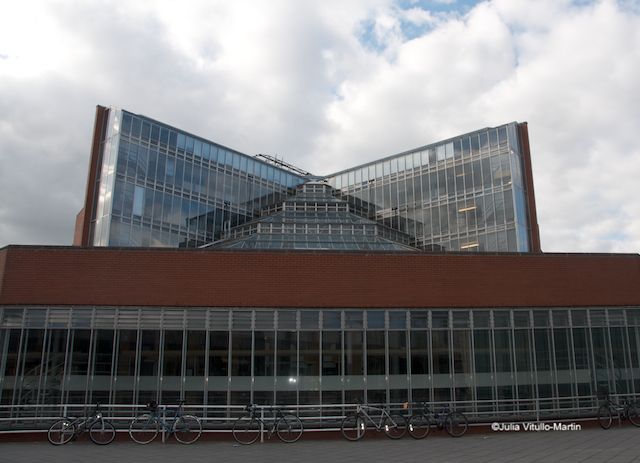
[1,425,639,463]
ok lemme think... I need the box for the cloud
[314,0,640,252]
[0,0,638,253]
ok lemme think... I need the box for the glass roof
[205,181,417,252]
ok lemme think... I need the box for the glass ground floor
[1,306,639,428]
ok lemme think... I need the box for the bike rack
[2,395,639,435]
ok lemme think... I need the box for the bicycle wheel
[129,414,159,444]
[628,403,640,427]
[408,413,431,439]
[89,419,116,445]
[341,413,365,441]
[173,415,202,444]
[232,415,260,445]
[445,411,468,437]
[276,414,304,443]
[47,419,76,445]
[383,414,407,439]
[597,405,613,429]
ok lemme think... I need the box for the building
[1,106,638,431]
[0,247,639,430]
[74,106,540,252]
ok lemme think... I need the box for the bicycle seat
[147,401,158,411]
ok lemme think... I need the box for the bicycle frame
[422,405,450,429]
[605,398,633,418]
[246,406,289,438]
[146,403,186,436]
[67,407,103,435]
[129,401,202,445]
[354,404,395,431]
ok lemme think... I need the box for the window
[367,331,385,375]
[133,186,144,217]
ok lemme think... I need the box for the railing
[0,394,628,433]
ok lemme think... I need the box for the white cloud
[0,0,638,253]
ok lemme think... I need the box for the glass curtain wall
[325,123,530,252]
[91,112,531,252]
[92,110,306,248]
[2,306,639,424]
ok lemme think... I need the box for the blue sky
[359,1,484,49]
[0,0,639,253]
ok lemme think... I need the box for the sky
[0,0,639,253]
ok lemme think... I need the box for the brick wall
[0,248,6,298]
[0,246,638,308]
[72,208,85,246]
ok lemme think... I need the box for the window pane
[185,331,206,376]
[277,331,297,377]
[117,330,137,376]
[388,331,407,375]
[140,330,160,376]
[299,332,319,376]
[94,330,114,376]
[70,330,91,375]
[410,331,429,375]
[322,331,341,376]
[208,331,229,376]
[344,331,363,375]
[231,331,252,376]
[473,330,492,373]
[432,331,449,374]
[254,331,275,376]
[366,331,385,375]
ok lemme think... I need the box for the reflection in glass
[185,331,206,376]
[344,331,363,376]
[322,331,341,376]
[366,331,385,375]
[231,331,252,376]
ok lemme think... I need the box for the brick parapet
[0,246,638,308]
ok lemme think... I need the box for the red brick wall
[0,248,6,297]
[72,208,85,246]
[75,106,109,247]
[0,246,638,308]
[518,122,542,252]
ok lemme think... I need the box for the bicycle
[47,403,116,445]
[340,403,407,441]
[232,404,304,444]
[597,396,640,429]
[406,402,468,438]
[129,400,202,444]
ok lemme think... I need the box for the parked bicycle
[340,403,406,441]
[405,402,468,438]
[129,400,202,444]
[597,396,640,429]
[47,403,116,445]
[232,404,304,444]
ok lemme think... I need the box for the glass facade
[325,123,530,252]
[211,182,417,251]
[91,109,306,247]
[2,306,639,426]
[88,109,533,252]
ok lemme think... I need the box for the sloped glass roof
[217,233,416,251]
[205,182,417,252]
